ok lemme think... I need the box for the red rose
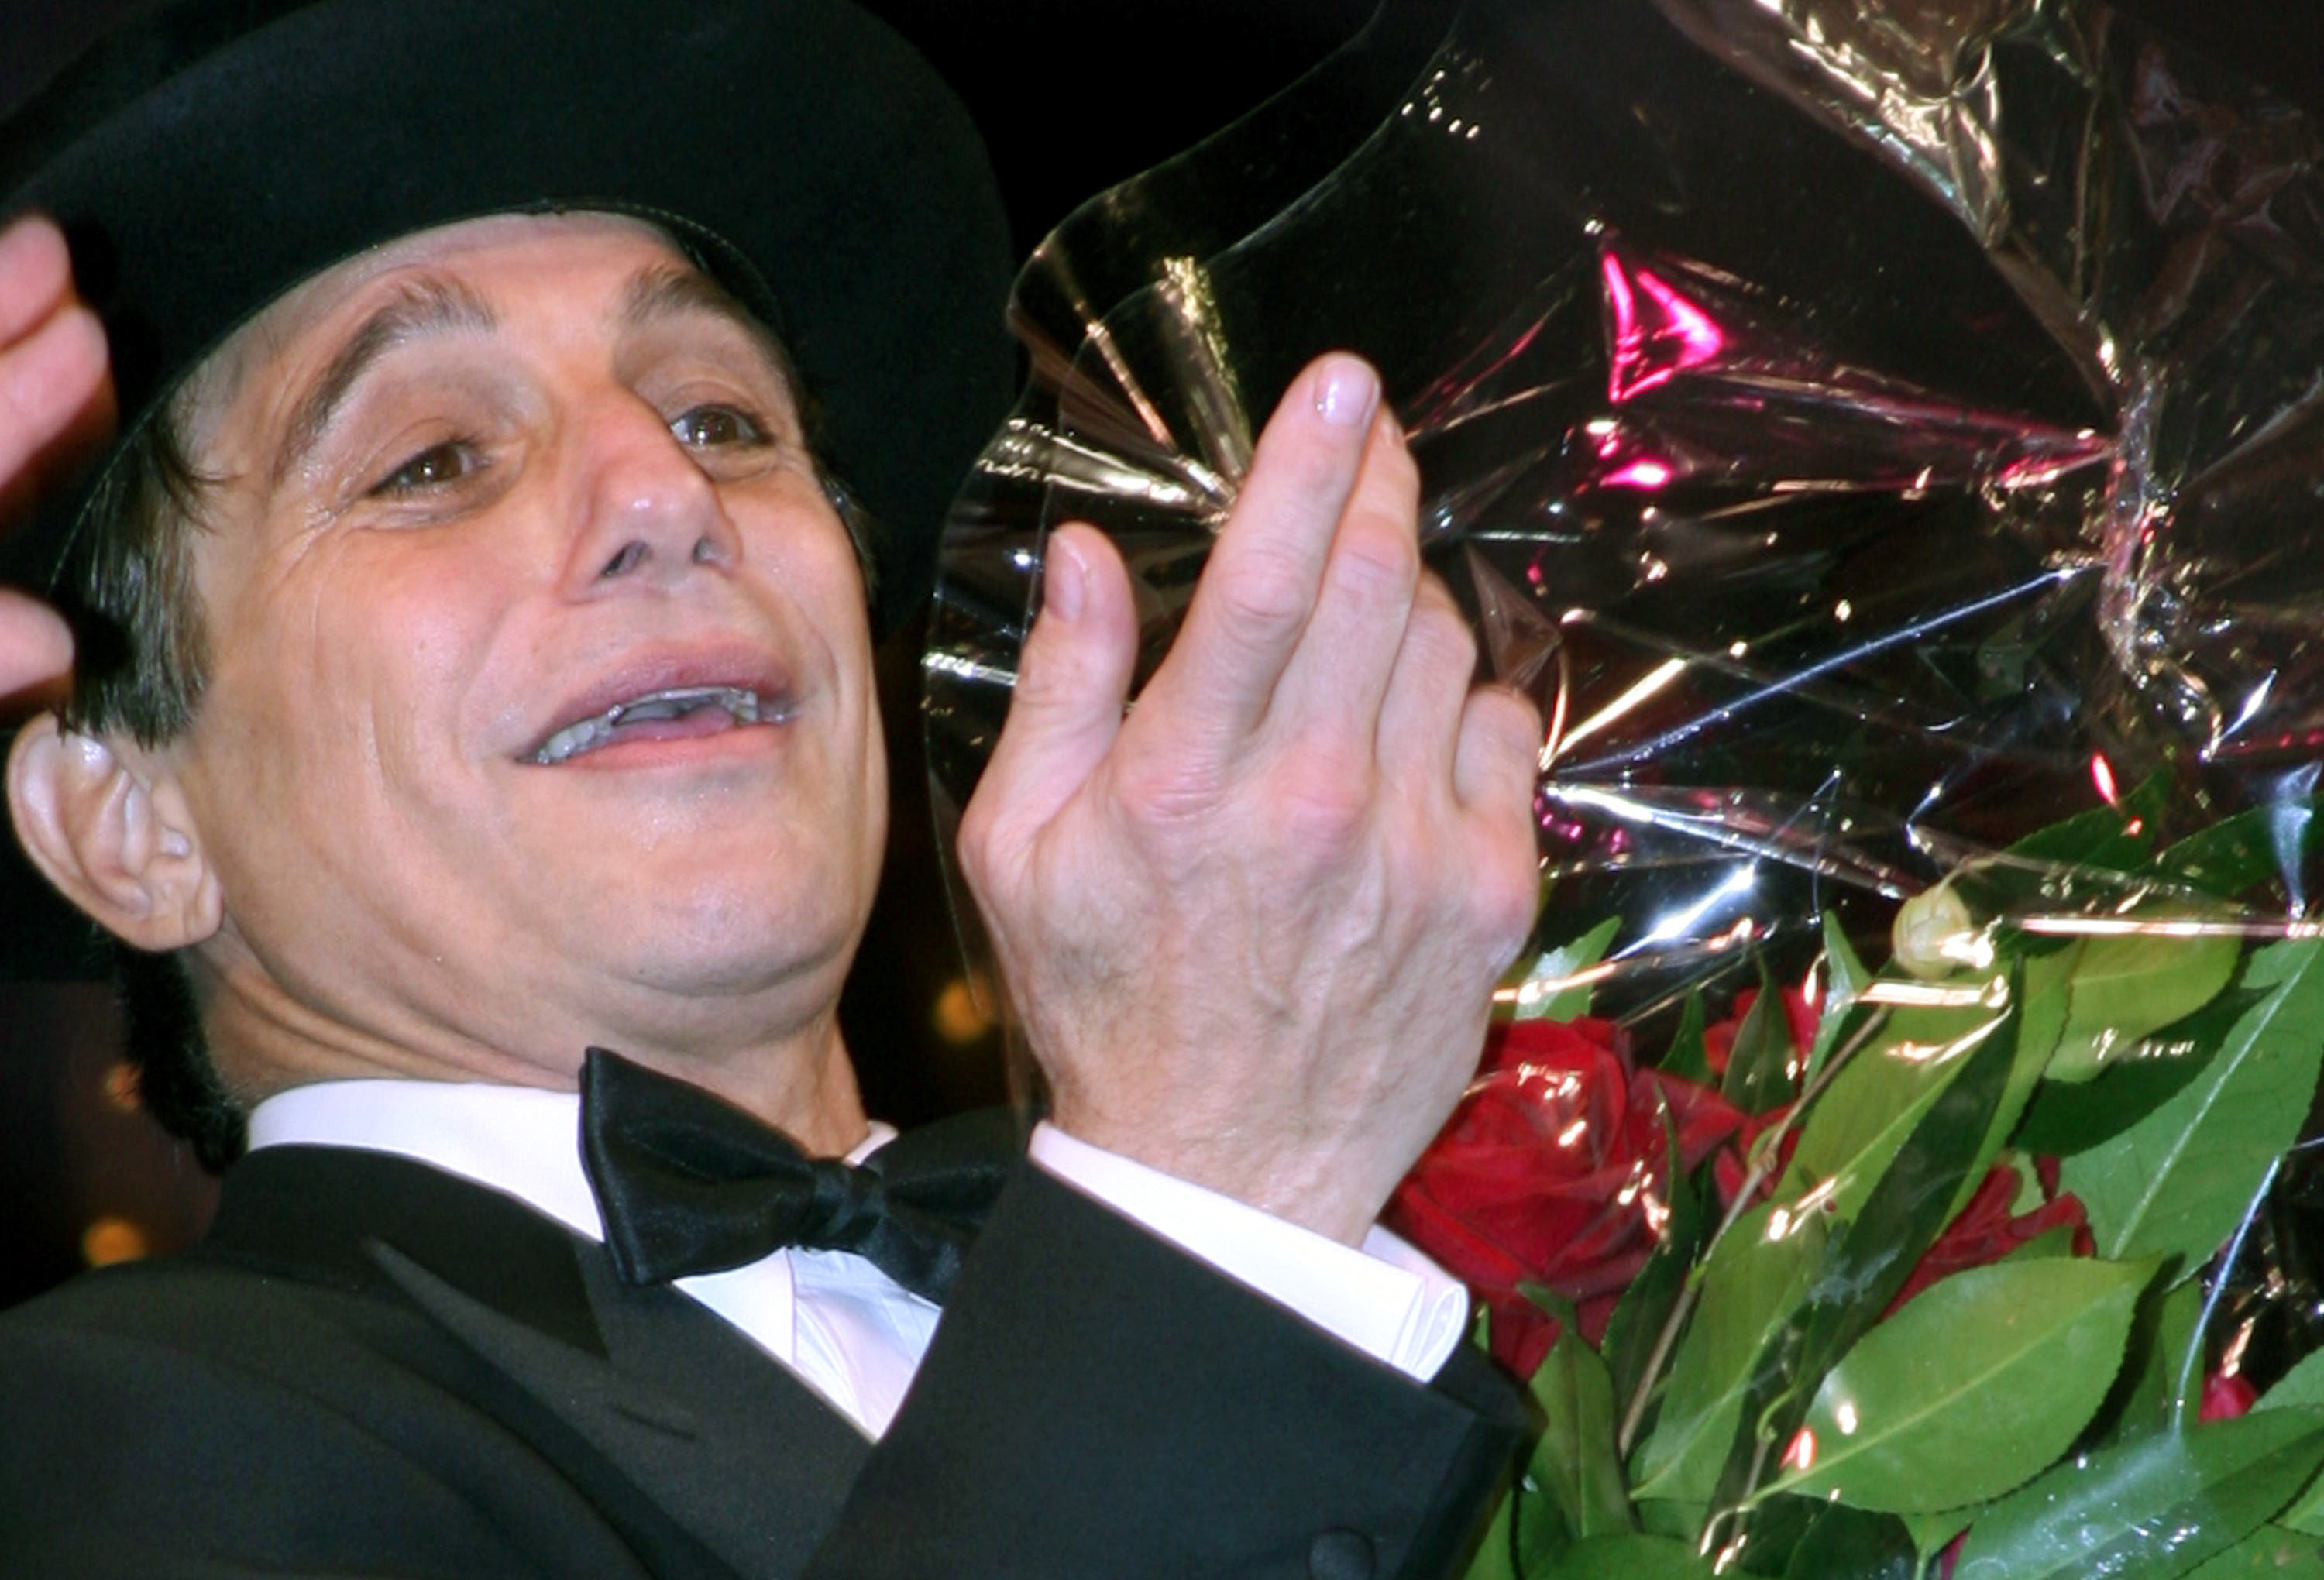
[2201,1372,2259,1422]
[1388,1017,1745,1376]
[1883,1162,2089,1317]
[1702,984,1819,1080]
[1712,1102,1800,1210]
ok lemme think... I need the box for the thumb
[966,524,1137,849]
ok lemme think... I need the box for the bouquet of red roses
[1392,784,2324,1577]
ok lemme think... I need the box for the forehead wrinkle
[270,273,499,488]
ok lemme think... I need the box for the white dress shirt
[246,1081,1469,1437]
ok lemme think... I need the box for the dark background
[2,0,2319,1311]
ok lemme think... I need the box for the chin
[572,866,868,999]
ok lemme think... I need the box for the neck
[196,951,873,1157]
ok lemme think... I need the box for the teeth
[531,685,765,764]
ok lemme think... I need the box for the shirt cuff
[1027,1122,1470,1381]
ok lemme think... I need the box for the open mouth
[528,685,786,765]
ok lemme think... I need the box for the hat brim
[0,0,1017,634]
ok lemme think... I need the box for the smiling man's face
[150,211,886,1105]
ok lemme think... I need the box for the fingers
[1454,682,1544,819]
[1259,411,1423,762]
[961,524,1139,865]
[0,215,110,496]
[0,217,74,344]
[0,589,71,702]
[0,218,101,703]
[0,303,108,485]
[1373,570,1477,786]
[1142,353,1380,748]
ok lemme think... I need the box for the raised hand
[958,353,1542,1245]
[0,214,112,703]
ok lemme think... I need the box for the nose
[561,397,743,594]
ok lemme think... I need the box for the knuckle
[953,804,1002,891]
[1113,750,1223,834]
[1367,427,1422,503]
[1462,843,1540,963]
[1273,760,1371,854]
[1472,687,1543,771]
[1486,854,1542,947]
[1211,549,1312,637]
[1325,516,1418,606]
[1406,595,1477,677]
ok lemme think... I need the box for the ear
[7,713,222,952]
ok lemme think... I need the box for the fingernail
[1313,355,1379,428]
[1043,536,1087,621]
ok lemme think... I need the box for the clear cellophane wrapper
[926,1,2324,1571]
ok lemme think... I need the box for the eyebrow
[272,274,497,486]
[616,262,803,404]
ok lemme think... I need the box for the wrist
[1043,1101,1384,1246]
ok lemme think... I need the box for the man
[0,1,1542,1575]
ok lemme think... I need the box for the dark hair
[52,393,247,1162]
[52,394,247,1169]
[60,400,214,747]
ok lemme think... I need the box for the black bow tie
[579,1047,1019,1304]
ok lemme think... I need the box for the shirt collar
[246,1079,897,1245]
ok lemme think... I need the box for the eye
[669,404,768,450]
[370,441,483,496]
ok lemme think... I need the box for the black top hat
[0,0,1017,979]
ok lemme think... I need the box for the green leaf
[1703,1491,1835,1577]
[2155,800,2320,901]
[1515,1472,1577,1578]
[2008,801,2155,871]
[2101,1276,2205,1448]
[1459,1483,1520,1580]
[1511,917,1622,1022]
[2063,938,2324,1278]
[1779,1503,1917,1580]
[1779,994,1997,1218]
[2047,929,2240,1083]
[1723,957,1799,1114]
[1805,913,1873,1087]
[1631,1204,1827,1504]
[2012,988,2255,1157]
[2272,1471,2324,1537]
[1633,1497,1707,1543]
[2181,1525,2324,1580]
[1529,1325,1635,1540]
[2120,771,2175,832]
[1954,799,2155,919]
[1707,977,2024,1518]
[1539,1534,1714,1580]
[2258,1351,2324,1415]
[1766,1258,2152,1513]
[1948,948,2075,1224]
[1659,991,1714,1084]
[1601,1148,1710,1422]
[1898,1508,1972,1568]
[2267,1362,2324,1536]
[1953,1407,2324,1580]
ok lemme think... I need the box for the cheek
[201,538,511,845]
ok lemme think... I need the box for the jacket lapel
[205,1145,871,1578]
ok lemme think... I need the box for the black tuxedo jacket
[0,1143,1528,1578]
